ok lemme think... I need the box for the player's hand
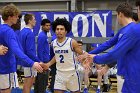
[33,62,43,73]
[0,45,8,55]
[86,54,96,63]
[77,52,88,63]
[39,62,50,70]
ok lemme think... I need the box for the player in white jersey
[40,18,86,93]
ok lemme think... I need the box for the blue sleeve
[5,29,34,67]
[37,36,45,61]
[25,32,40,62]
[89,33,119,54]
[94,32,136,64]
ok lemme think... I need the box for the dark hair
[24,13,34,25]
[11,14,22,31]
[77,41,83,45]
[116,2,133,18]
[136,0,140,7]
[51,17,71,33]
[132,12,138,22]
[41,19,51,26]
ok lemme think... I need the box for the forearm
[48,56,56,67]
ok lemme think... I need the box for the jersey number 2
[59,55,64,63]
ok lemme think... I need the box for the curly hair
[51,17,71,33]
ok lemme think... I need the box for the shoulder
[124,24,140,40]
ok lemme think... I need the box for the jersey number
[59,55,64,63]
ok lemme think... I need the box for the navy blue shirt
[37,31,50,62]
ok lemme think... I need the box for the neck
[26,24,33,29]
[57,37,66,43]
[4,21,12,26]
[122,17,133,27]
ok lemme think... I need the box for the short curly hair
[51,17,71,33]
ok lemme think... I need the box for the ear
[119,12,124,17]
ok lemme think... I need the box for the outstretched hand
[39,62,50,70]
[33,62,43,73]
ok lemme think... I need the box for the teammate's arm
[40,56,56,70]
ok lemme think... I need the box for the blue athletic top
[19,27,40,62]
[37,31,50,62]
[0,24,34,74]
[89,22,135,76]
[93,23,140,92]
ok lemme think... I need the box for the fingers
[39,62,50,70]
[36,64,43,73]
[33,62,43,73]
[0,45,8,55]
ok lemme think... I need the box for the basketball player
[86,2,140,93]
[19,13,41,93]
[0,4,43,93]
[34,19,51,93]
[40,18,85,93]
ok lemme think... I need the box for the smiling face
[55,25,67,39]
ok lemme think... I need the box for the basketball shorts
[0,72,19,89]
[54,70,80,92]
[24,67,37,77]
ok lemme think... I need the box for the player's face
[10,15,19,25]
[78,43,83,50]
[55,25,67,39]
[30,16,36,27]
[43,23,51,32]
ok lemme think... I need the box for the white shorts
[54,70,80,92]
[24,67,37,77]
[0,72,19,90]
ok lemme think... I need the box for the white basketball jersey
[53,37,77,71]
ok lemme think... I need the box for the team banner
[0,10,112,37]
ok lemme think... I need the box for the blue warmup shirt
[0,24,34,74]
[37,31,50,62]
[19,27,39,62]
[93,23,140,92]
[89,22,135,76]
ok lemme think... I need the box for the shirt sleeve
[89,33,119,54]
[94,32,136,64]
[5,29,34,67]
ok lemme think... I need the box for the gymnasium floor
[12,77,117,93]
